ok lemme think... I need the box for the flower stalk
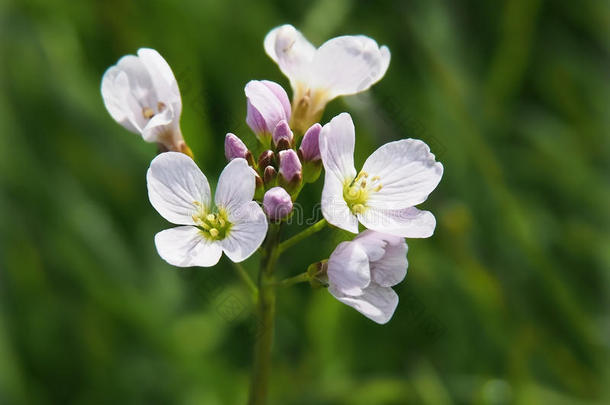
[278,219,327,254]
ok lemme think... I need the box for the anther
[142,107,154,119]
[209,228,219,238]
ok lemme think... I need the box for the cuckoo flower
[245,80,292,144]
[264,25,391,133]
[101,48,191,155]
[320,113,443,237]
[147,152,268,267]
[263,187,293,221]
[327,230,408,324]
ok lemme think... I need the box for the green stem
[231,262,258,303]
[278,219,327,254]
[248,223,281,405]
[275,272,310,288]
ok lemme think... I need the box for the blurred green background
[1,0,609,404]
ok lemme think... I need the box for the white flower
[264,24,390,132]
[147,152,268,267]
[101,48,190,155]
[327,230,408,324]
[319,113,443,237]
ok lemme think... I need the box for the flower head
[327,230,408,324]
[264,25,391,133]
[101,48,191,155]
[320,113,443,237]
[245,80,291,144]
[147,152,268,267]
[278,149,302,194]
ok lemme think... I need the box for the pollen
[142,107,155,119]
[343,171,383,215]
[193,208,232,241]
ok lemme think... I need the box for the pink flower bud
[278,149,302,182]
[263,187,293,221]
[272,120,293,148]
[245,80,291,141]
[299,123,321,162]
[224,133,249,161]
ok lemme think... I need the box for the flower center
[142,101,167,120]
[343,171,383,214]
[192,204,232,241]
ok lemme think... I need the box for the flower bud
[278,149,302,195]
[272,120,293,150]
[299,123,321,162]
[224,133,249,161]
[263,187,293,221]
[263,165,277,186]
[258,150,275,169]
[245,80,291,145]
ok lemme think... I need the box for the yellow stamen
[142,107,154,119]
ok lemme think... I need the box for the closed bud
[278,149,302,195]
[224,133,249,161]
[263,187,293,221]
[245,80,291,146]
[299,123,321,162]
[257,150,275,169]
[263,165,277,186]
[272,120,293,149]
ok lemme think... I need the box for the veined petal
[215,158,255,214]
[362,139,443,209]
[321,174,358,233]
[352,230,391,262]
[245,80,291,134]
[310,35,390,99]
[141,104,176,142]
[137,48,182,116]
[264,24,316,87]
[147,152,211,225]
[154,226,222,267]
[327,241,371,295]
[320,112,357,182]
[221,201,268,262]
[329,283,398,324]
[101,67,142,134]
[358,206,436,238]
[370,236,408,287]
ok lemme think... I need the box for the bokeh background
[1,0,609,404]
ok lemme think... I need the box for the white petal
[321,173,359,233]
[358,207,436,238]
[141,105,176,142]
[370,237,408,287]
[147,152,211,225]
[352,230,389,262]
[327,241,371,295]
[137,48,182,115]
[221,201,268,262]
[310,36,390,99]
[214,158,255,214]
[362,139,443,209]
[264,24,316,87]
[245,80,290,133]
[329,283,398,324]
[101,67,143,134]
[154,226,222,267]
[320,112,357,182]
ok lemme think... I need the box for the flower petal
[264,24,316,87]
[147,152,211,225]
[362,139,443,209]
[154,226,222,267]
[370,237,408,287]
[221,201,268,262]
[329,283,398,324]
[327,241,371,295]
[214,158,255,214]
[358,206,436,238]
[321,173,359,233]
[310,35,390,99]
[245,80,291,134]
[137,48,182,116]
[141,104,176,142]
[101,66,143,134]
[320,112,357,182]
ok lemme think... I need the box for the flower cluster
[101,25,443,324]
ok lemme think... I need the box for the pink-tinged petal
[329,283,398,324]
[154,226,222,267]
[327,241,371,295]
[319,112,357,182]
[215,158,256,214]
[221,201,268,262]
[245,80,291,136]
[272,120,294,145]
[278,149,301,181]
[147,152,211,225]
[321,174,359,233]
[362,139,443,209]
[310,35,390,99]
[357,206,436,238]
[225,133,249,161]
[263,187,293,221]
[264,24,316,87]
[370,238,408,288]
